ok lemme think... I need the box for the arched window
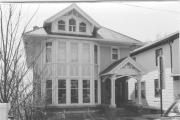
[69,18,76,32]
[58,20,65,31]
[79,22,86,32]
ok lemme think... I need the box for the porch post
[137,75,142,104]
[111,75,116,107]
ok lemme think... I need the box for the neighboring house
[129,32,180,110]
[23,3,142,113]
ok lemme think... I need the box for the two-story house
[129,32,179,110]
[23,3,143,113]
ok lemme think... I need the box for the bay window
[58,41,66,62]
[82,43,90,63]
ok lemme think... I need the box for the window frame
[58,20,65,31]
[58,79,66,104]
[69,18,76,32]
[46,42,52,63]
[82,80,90,103]
[79,22,86,32]
[94,80,98,103]
[111,46,119,61]
[71,80,79,103]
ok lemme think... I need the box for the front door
[115,78,128,107]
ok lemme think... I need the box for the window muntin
[58,20,65,31]
[58,80,66,104]
[71,42,78,62]
[154,79,160,97]
[69,18,76,32]
[82,43,90,63]
[112,47,118,60]
[58,41,66,62]
[94,80,98,103]
[46,42,52,63]
[71,80,78,103]
[155,48,163,66]
[46,80,52,104]
[83,80,90,103]
[79,22,86,32]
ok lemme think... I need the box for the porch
[100,57,146,108]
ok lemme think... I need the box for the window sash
[71,80,78,103]
[112,48,118,60]
[58,80,66,104]
[154,79,160,97]
[155,48,163,66]
[83,80,90,103]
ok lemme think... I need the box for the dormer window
[79,22,86,32]
[69,18,76,32]
[58,20,65,31]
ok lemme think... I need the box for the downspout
[168,40,173,73]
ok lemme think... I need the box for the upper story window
[111,47,119,61]
[94,45,98,64]
[58,20,65,31]
[79,22,86,32]
[58,41,66,62]
[46,42,52,63]
[155,48,163,66]
[69,18,76,32]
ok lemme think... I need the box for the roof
[24,27,143,45]
[100,57,127,75]
[44,3,101,28]
[131,31,179,56]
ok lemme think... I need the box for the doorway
[115,77,128,107]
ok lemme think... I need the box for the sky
[13,1,180,42]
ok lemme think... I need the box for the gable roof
[44,3,101,28]
[100,57,146,76]
[131,31,179,56]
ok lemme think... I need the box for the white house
[23,3,143,113]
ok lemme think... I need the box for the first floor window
[58,80,66,104]
[71,80,78,103]
[154,79,160,97]
[94,80,98,103]
[46,80,52,104]
[83,80,90,103]
[135,82,146,99]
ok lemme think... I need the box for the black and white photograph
[0,0,179,120]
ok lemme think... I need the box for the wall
[0,103,10,120]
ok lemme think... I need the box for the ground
[52,107,161,120]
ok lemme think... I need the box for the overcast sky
[19,1,179,42]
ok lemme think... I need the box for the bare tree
[0,4,41,120]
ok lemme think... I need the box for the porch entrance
[115,77,128,107]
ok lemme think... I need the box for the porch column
[137,75,142,104]
[111,75,116,107]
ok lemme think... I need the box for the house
[23,3,143,112]
[128,32,180,110]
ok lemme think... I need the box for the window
[111,47,119,60]
[71,80,78,103]
[154,79,160,97]
[94,80,98,103]
[135,82,146,99]
[58,80,66,104]
[83,80,90,103]
[71,42,78,62]
[46,42,52,63]
[155,48,163,66]
[94,45,98,64]
[79,22,86,32]
[82,43,90,63]
[69,18,76,32]
[58,41,66,62]
[58,20,65,31]
[46,80,52,104]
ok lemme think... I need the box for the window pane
[94,45,98,64]
[154,79,160,97]
[83,80,90,88]
[58,42,66,62]
[71,43,78,62]
[83,89,90,103]
[69,18,76,25]
[58,89,66,104]
[112,54,118,60]
[95,80,98,103]
[46,42,52,62]
[71,89,78,103]
[112,48,118,60]
[82,43,90,63]
[71,80,78,88]
[79,22,86,32]
[58,80,66,88]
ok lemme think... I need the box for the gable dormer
[43,4,101,37]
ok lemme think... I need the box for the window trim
[111,46,119,61]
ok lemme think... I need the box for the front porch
[100,57,146,108]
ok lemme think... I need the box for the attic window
[79,22,86,32]
[69,18,76,32]
[58,20,65,31]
